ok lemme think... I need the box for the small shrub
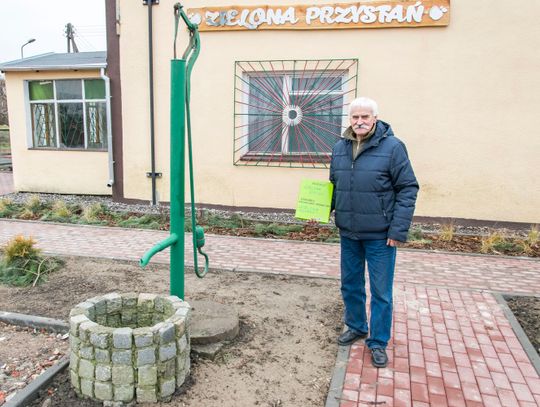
[24,194,42,212]
[520,240,535,256]
[0,198,17,217]
[202,212,247,229]
[0,235,62,287]
[408,227,425,241]
[481,232,505,254]
[406,227,432,245]
[439,223,455,242]
[51,200,72,218]
[118,214,161,229]
[3,235,41,263]
[492,239,521,253]
[82,202,107,222]
[253,223,298,236]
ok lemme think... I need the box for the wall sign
[188,1,450,32]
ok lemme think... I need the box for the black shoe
[337,329,367,346]
[370,348,388,368]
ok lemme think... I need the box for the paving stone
[158,359,175,379]
[138,365,158,386]
[79,359,95,379]
[103,293,123,313]
[137,386,157,403]
[114,384,135,402]
[94,381,113,401]
[159,342,177,362]
[70,370,80,391]
[134,327,154,348]
[70,353,80,373]
[137,347,156,366]
[79,345,94,360]
[122,292,139,307]
[158,323,175,344]
[70,335,81,353]
[80,378,94,398]
[95,348,111,363]
[96,364,112,381]
[138,294,157,313]
[177,335,188,353]
[160,377,176,398]
[112,350,132,365]
[70,314,90,336]
[90,326,112,349]
[112,365,134,385]
[113,327,133,349]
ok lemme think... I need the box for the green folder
[295,179,334,223]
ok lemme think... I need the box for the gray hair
[349,97,379,117]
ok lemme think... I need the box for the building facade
[2,0,540,224]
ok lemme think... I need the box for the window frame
[26,78,108,151]
[234,59,358,168]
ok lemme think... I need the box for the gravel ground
[0,322,68,405]
[2,192,531,238]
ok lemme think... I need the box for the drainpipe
[101,68,114,188]
[146,0,158,205]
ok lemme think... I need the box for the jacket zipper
[380,197,387,218]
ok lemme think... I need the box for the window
[28,79,108,150]
[234,59,358,168]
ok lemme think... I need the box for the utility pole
[65,23,79,53]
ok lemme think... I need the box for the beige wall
[5,70,110,195]
[119,0,540,222]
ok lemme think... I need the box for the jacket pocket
[379,196,389,220]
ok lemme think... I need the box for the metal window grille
[234,59,358,168]
[28,79,108,150]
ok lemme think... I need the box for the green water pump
[139,3,208,299]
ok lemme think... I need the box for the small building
[2,0,540,225]
[0,51,111,195]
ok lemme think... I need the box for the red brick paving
[0,219,539,406]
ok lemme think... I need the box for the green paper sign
[295,179,334,223]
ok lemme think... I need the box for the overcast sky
[0,0,106,63]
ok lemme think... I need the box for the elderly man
[329,97,419,368]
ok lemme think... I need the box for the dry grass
[51,200,72,218]
[527,225,539,246]
[439,223,455,242]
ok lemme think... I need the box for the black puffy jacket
[330,120,419,242]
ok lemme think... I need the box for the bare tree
[0,78,8,125]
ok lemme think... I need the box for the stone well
[69,292,191,404]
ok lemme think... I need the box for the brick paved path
[1,219,539,406]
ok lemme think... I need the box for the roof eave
[0,64,107,72]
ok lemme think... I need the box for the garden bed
[0,257,342,406]
[1,193,538,257]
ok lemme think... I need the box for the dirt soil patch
[0,322,68,405]
[0,257,342,407]
[506,296,540,355]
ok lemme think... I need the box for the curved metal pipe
[139,233,179,267]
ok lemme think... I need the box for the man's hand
[387,238,400,247]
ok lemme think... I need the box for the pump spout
[139,234,179,267]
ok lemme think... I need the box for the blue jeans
[340,236,396,349]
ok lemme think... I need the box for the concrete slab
[189,300,239,345]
